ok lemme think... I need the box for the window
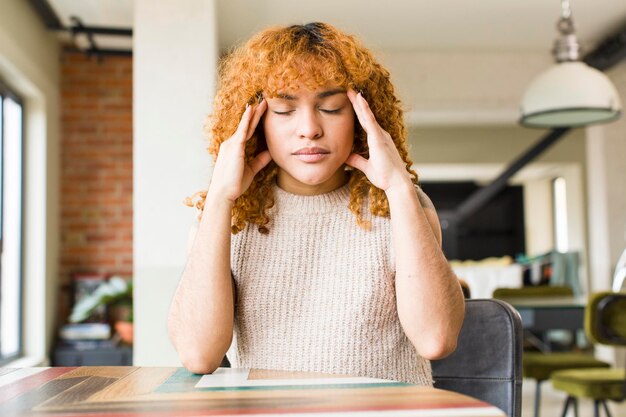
[552,177,569,253]
[0,80,24,364]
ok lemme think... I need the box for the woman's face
[263,84,355,195]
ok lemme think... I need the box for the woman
[168,22,464,385]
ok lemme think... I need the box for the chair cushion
[551,368,626,400]
[523,352,610,381]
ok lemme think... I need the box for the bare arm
[346,90,464,360]
[387,185,464,359]
[168,194,235,374]
[167,101,270,374]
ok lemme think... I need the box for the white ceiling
[216,0,626,53]
[46,0,626,54]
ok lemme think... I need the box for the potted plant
[69,275,133,344]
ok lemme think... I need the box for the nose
[296,109,323,140]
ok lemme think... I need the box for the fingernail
[245,103,250,109]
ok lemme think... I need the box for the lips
[292,147,330,163]
[292,147,330,155]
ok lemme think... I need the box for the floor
[521,378,626,417]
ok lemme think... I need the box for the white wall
[604,61,626,280]
[587,61,626,293]
[586,60,626,366]
[0,0,60,365]
[523,179,554,256]
[134,0,219,365]
[381,50,552,126]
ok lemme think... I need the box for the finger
[347,89,368,131]
[234,104,254,141]
[249,150,272,175]
[345,153,369,174]
[347,90,377,135]
[354,92,381,133]
[245,99,268,140]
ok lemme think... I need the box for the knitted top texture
[227,183,432,385]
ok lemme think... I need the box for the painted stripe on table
[36,376,117,408]
[58,366,138,379]
[18,404,502,417]
[87,367,176,402]
[0,367,76,403]
[1,376,88,417]
[31,391,493,416]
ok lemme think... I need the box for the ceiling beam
[28,0,132,57]
[69,25,133,37]
[28,0,62,30]
[583,23,626,71]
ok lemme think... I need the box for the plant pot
[114,320,134,345]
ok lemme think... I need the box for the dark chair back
[431,299,523,417]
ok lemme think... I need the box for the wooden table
[0,367,506,416]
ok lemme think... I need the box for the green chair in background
[524,352,610,417]
[493,285,574,299]
[493,286,611,417]
[551,291,626,417]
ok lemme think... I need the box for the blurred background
[1,1,625,415]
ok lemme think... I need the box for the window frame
[551,176,569,254]
[0,77,25,365]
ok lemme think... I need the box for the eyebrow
[275,88,346,101]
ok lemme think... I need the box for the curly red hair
[186,22,418,233]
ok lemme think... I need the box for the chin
[284,165,336,184]
[294,175,333,186]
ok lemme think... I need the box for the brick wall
[59,50,133,320]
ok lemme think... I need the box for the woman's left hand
[346,90,412,193]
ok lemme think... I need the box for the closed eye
[320,108,342,114]
[272,110,294,115]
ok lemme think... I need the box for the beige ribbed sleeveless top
[227,183,432,385]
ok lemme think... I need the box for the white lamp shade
[520,61,622,128]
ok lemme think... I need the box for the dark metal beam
[67,17,132,59]
[583,23,626,71]
[62,47,133,58]
[84,48,133,57]
[28,0,63,30]
[68,25,133,37]
[455,128,569,225]
[28,1,132,58]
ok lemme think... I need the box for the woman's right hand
[210,100,271,202]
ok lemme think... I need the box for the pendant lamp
[519,0,622,128]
